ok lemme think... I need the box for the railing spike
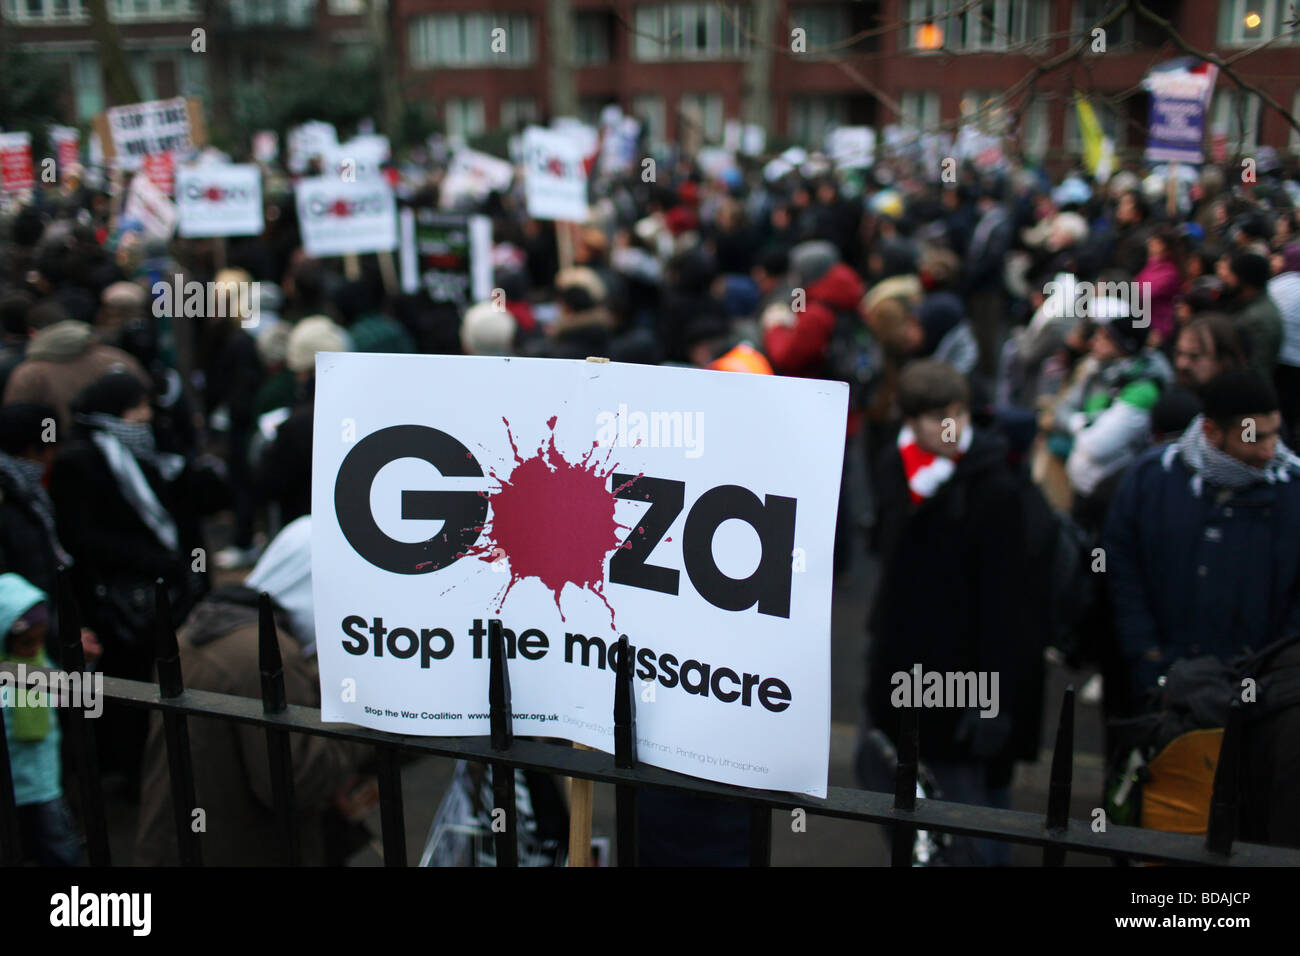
[1043,685,1075,867]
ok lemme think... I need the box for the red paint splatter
[460,416,633,630]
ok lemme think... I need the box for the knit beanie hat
[73,370,148,418]
[461,302,517,356]
[287,316,349,373]
[1100,308,1149,356]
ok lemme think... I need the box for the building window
[1073,0,1134,50]
[633,3,753,61]
[1210,89,1261,151]
[961,90,1009,135]
[109,0,197,20]
[904,0,1049,52]
[790,4,851,51]
[410,12,533,68]
[574,11,611,65]
[788,95,848,143]
[1217,0,1299,45]
[632,94,667,147]
[227,0,313,27]
[72,52,104,121]
[678,92,724,143]
[4,0,87,21]
[327,0,363,14]
[444,98,486,140]
[1018,97,1050,159]
[500,97,538,131]
[899,91,941,132]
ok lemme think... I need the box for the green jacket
[1233,293,1283,378]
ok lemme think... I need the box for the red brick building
[393,0,1300,165]
[6,0,1299,165]
[0,0,369,126]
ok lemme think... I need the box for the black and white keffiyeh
[1173,414,1300,493]
[0,451,72,566]
[76,413,184,552]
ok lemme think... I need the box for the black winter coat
[866,429,1044,779]
[258,401,314,525]
[49,437,224,647]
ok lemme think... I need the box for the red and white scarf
[897,423,972,505]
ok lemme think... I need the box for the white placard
[522,125,589,222]
[827,126,876,169]
[294,176,397,257]
[310,353,847,797]
[176,164,264,238]
[324,134,390,181]
[252,130,279,164]
[123,172,177,242]
[288,121,339,175]
[105,97,193,170]
[439,147,516,210]
[741,124,766,157]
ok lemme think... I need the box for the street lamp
[915,19,943,50]
[1244,11,1262,29]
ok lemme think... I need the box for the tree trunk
[743,0,776,137]
[200,0,233,150]
[86,0,141,106]
[546,0,576,119]
[367,0,403,141]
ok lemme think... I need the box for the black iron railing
[3,570,1299,867]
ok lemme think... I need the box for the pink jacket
[1136,256,1181,339]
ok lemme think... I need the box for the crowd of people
[4,129,1300,865]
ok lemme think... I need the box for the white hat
[461,301,516,356]
[287,315,349,373]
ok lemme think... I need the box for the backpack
[822,309,883,410]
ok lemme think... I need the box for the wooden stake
[556,220,575,272]
[377,249,399,298]
[568,743,594,867]
[343,252,362,281]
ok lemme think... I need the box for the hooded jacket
[2,321,148,426]
[916,292,978,375]
[134,587,368,865]
[1061,348,1173,498]
[1103,436,1300,700]
[0,573,60,807]
[1231,291,1284,378]
[764,260,865,377]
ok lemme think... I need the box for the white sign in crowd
[294,175,398,257]
[123,173,178,242]
[311,353,847,797]
[522,125,590,222]
[104,97,195,170]
[176,163,264,238]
